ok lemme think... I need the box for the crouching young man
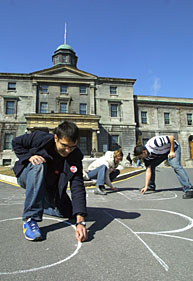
[134,135,193,199]
[12,121,87,242]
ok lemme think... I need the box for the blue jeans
[137,159,143,167]
[17,162,72,221]
[88,165,120,186]
[149,145,193,192]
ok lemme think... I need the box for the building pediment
[30,65,97,80]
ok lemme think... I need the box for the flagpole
[64,23,67,44]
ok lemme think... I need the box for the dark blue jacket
[12,130,87,216]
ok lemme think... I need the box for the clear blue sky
[0,0,193,98]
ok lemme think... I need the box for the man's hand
[168,136,175,159]
[75,215,87,242]
[141,186,148,194]
[76,224,87,242]
[168,152,175,159]
[29,155,46,165]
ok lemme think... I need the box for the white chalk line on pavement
[103,210,169,271]
[118,191,177,201]
[0,217,82,275]
[135,209,193,234]
[103,208,193,272]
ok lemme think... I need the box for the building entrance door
[79,136,88,155]
[189,135,193,159]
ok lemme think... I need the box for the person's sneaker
[147,186,156,191]
[100,186,107,192]
[183,190,193,199]
[23,218,42,241]
[94,186,107,195]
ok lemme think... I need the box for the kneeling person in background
[88,149,123,195]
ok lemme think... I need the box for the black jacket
[12,130,87,216]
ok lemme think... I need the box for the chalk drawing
[104,208,193,272]
[0,193,24,205]
[118,190,177,201]
[0,217,82,275]
[103,210,169,271]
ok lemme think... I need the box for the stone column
[92,130,98,151]
[89,84,95,114]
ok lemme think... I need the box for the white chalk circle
[0,217,82,275]
[119,190,177,201]
[136,208,193,234]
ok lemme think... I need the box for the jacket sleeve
[88,157,110,171]
[12,131,38,164]
[68,149,87,216]
[12,131,52,164]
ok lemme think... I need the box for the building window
[80,86,86,94]
[3,159,12,166]
[164,112,170,125]
[187,113,192,125]
[60,102,67,113]
[5,100,15,114]
[4,133,14,150]
[71,57,75,65]
[8,82,16,91]
[40,84,48,94]
[110,86,117,95]
[60,85,68,94]
[141,111,147,124]
[62,55,67,63]
[110,104,118,117]
[55,56,59,64]
[40,102,48,113]
[112,135,119,150]
[80,103,87,115]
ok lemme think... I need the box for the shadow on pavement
[40,207,140,242]
[40,220,72,241]
[86,207,141,242]
[152,187,182,193]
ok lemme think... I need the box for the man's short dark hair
[133,145,145,156]
[54,121,79,142]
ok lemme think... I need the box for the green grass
[0,166,15,177]
[119,167,143,174]
[0,165,141,178]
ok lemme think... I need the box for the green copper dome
[56,44,73,51]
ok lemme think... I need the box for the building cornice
[134,95,193,106]
[98,77,136,85]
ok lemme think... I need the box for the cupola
[52,25,78,67]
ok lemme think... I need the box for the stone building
[0,42,136,165]
[0,42,192,167]
[134,95,193,166]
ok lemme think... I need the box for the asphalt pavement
[1,168,193,281]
